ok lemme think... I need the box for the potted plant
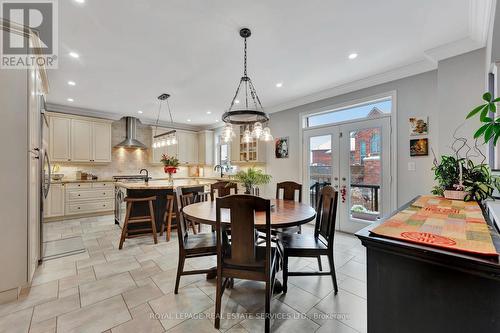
[351,204,379,221]
[231,167,272,195]
[432,155,497,202]
[160,154,180,183]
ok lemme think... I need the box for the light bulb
[243,128,252,143]
[161,139,166,147]
[171,136,177,144]
[261,127,273,142]
[252,122,263,138]
[166,137,171,146]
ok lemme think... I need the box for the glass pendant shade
[252,122,263,138]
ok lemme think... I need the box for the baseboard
[44,210,113,222]
[0,287,19,304]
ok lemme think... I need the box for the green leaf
[490,102,497,113]
[485,125,495,143]
[480,108,490,122]
[466,104,487,119]
[483,92,492,102]
[493,97,500,103]
[494,132,500,146]
[474,123,490,138]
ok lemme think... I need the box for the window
[371,133,380,154]
[360,141,367,159]
[305,98,391,128]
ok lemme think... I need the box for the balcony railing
[309,181,380,212]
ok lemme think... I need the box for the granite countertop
[51,179,114,184]
[115,179,217,190]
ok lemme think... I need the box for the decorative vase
[164,166,177,184]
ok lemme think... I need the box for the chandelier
[221,28,273,143]
[152,93,178,148]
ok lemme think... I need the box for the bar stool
[119,196,157,249]
[161,194,199,242]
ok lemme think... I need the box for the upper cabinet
[198,130,214,166]
[48,113,112,163]
[70,119,92,162]
[92,122,112,162]
[150,127,200,165]
[49,116,71,161]
[230,125,267,163]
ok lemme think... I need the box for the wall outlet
[408,162,416,171]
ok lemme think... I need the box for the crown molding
[424,36,483,62]
[267,59,436,113]
[469,0,494,45]
[45,103,202,131]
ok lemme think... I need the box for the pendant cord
[154,99,162,137]
[166,98,174,125]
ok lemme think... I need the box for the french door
[303,117,392,233]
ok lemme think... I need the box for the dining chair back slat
[314,186,338,247]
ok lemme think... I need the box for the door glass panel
[309,135,332,208]
[349,127,381,221]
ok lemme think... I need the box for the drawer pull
[78,194,81,196]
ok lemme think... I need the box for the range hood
[114,117,147,149]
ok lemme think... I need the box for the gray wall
[266,48,486,207]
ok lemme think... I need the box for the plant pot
[351,211,379,221]
[443,190,467,201]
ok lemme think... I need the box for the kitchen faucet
[139,169,149,183]
[213,164,227,178]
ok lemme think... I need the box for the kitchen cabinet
[177,131,199,165]
[198,130,214,165]
[230,125,267,163]
[47,113,112,163]
[64,182,114,216]
[49,116,71,161]
[92,122,112,162]
[71,119,92,162]
[150,127,198,165]
[44,183,65,218]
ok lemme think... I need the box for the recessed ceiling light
[215,119,219,123]
[276,82,283,88]
[67,80,76,86]
[69,52,79,58]
[187,119,191,122]
[348,53,358,60]
[234,99,240,104]
[137,110,143,114]
[74,0,85,3]
[206,111,212,114]
[67,98,74,102]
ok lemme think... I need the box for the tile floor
[0,215,367,333]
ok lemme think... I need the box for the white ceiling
[46,0,491,126]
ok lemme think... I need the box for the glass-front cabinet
[230,125,266,163]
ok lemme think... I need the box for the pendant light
[152,93,178,148]
[222,28,273,142]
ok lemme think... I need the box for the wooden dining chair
[278,185,339,295]
[276,181,302,202]
[174,192,217,294]
[210,181,238,201]
[214,195,279,333]
[180,193,202,234]
[275,181,303,234]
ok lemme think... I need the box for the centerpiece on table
[231,167,272,195]
[160,153,180,184]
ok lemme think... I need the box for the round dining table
[182,198,317,229]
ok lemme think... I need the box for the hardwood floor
[0,215,367,332]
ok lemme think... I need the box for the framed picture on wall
[409,117,429,136]
[410,138,429,156]
[275,137,289,158]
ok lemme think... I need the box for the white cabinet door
[44,183,65,218]
[71,119,92,162]
[92,122,111,163]
[49,116,71,162]
[198,131,214,165]
[177,131,198,165]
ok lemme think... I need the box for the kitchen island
[115,179,217,229]
[355,197,500,333]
